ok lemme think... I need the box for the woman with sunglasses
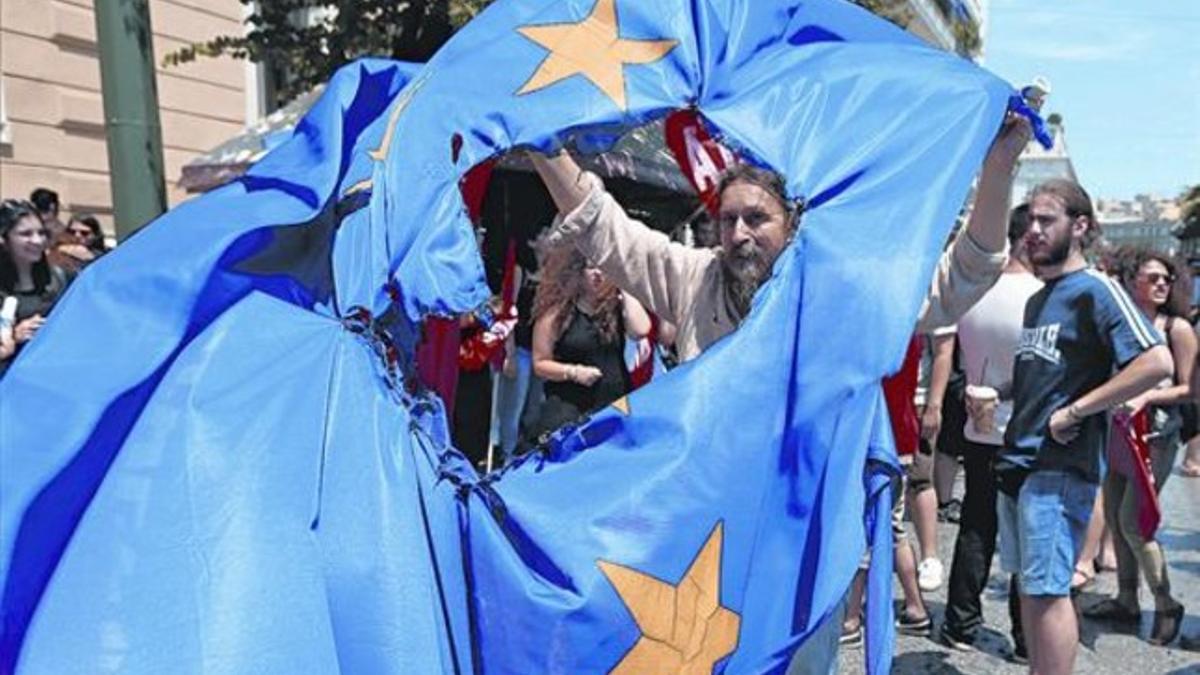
[0,199,73,376]
[49,213,108,274]
[67,214,108,255]
[1083,247,1193,645]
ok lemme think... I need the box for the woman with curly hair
[1084,247,1193,645]
[527,240,650,445]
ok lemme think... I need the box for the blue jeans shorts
[996,470,1097,597]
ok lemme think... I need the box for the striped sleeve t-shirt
[999,268,1162,484]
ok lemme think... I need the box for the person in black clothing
[528,240,649,444]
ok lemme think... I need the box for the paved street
[841,457,1200,674]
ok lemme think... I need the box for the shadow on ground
[892,650,971,674]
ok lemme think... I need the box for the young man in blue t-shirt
[997,178,1172,675]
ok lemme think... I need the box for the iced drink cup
[966,385,999,436]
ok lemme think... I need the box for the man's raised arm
[918,116,1031,331]
[528,151,712,326]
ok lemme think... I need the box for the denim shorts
[1002,470,1097,597]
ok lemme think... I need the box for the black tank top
[531,306,630,439]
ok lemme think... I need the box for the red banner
[664,110,736,214]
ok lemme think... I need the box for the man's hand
[13,315,44,344]
[984,113,1033,173]
[920,403,943,442]
[1048,407,1082,445]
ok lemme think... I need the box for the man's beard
[1031,231,1071,267]
[722,242,772,320]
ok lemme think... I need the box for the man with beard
[529,116,1030,363]
[997,178,1172,675]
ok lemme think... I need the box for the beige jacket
[556,172,1007,362]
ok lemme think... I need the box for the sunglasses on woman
[1139,272,1176,286]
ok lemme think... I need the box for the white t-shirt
[955,270,1044,445]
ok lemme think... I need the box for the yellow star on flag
[611,396,630,416]
[597,522,741,674]
[516,0,678,111]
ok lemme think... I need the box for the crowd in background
[0,188,107,376]
[839,189,1200,671]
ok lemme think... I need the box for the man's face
[716,181,792,288]
[1025,193,1081,267]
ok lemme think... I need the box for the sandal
[1082,598,1140,624]
[1149,603,1185,646]
[839,624,863,648]
[896,611,932,637]
[1180,462,1200,478]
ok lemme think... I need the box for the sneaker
[896,611,932,637]
[917,558,944,592]
[939,627,974,651]
[938,499,962,524]
[839,625,863,649]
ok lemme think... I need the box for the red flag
[664,110,736,214]
[1110,410,1162,540]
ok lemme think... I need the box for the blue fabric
[1003,268,1160,483]
[1,1,1038,673]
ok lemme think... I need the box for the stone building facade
[1,0,255,236]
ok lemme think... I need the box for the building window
[0,77,11,145]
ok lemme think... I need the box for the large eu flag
[1,1,1032,673]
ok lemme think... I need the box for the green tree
[1182,184,1200,230]
[165,0,495,109]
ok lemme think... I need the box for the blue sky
[984,0,1200,200]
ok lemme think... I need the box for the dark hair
[1112,246,1192,318]
[29,188,60,216]
[69,213,108,253]
[1030,179,1099,248]
[1008,203,1030,247]
[0,199,52,292]
[715,164,803,230]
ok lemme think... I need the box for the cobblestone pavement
[840,456,1200,674]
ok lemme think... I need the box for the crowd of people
[838,184,1200,673]
[5,116,1197,674]
[0,188,107,377]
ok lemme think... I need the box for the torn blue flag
[1,1,1031,673]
